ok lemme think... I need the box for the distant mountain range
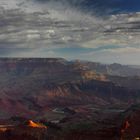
[77,60,140,77]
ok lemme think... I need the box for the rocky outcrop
[120,104,140,140]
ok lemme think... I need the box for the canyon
[0,58,140,139]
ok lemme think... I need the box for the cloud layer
[0,0,140,64]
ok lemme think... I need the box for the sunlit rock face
[27,120,47,128]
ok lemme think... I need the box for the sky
[0,0,140,64]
